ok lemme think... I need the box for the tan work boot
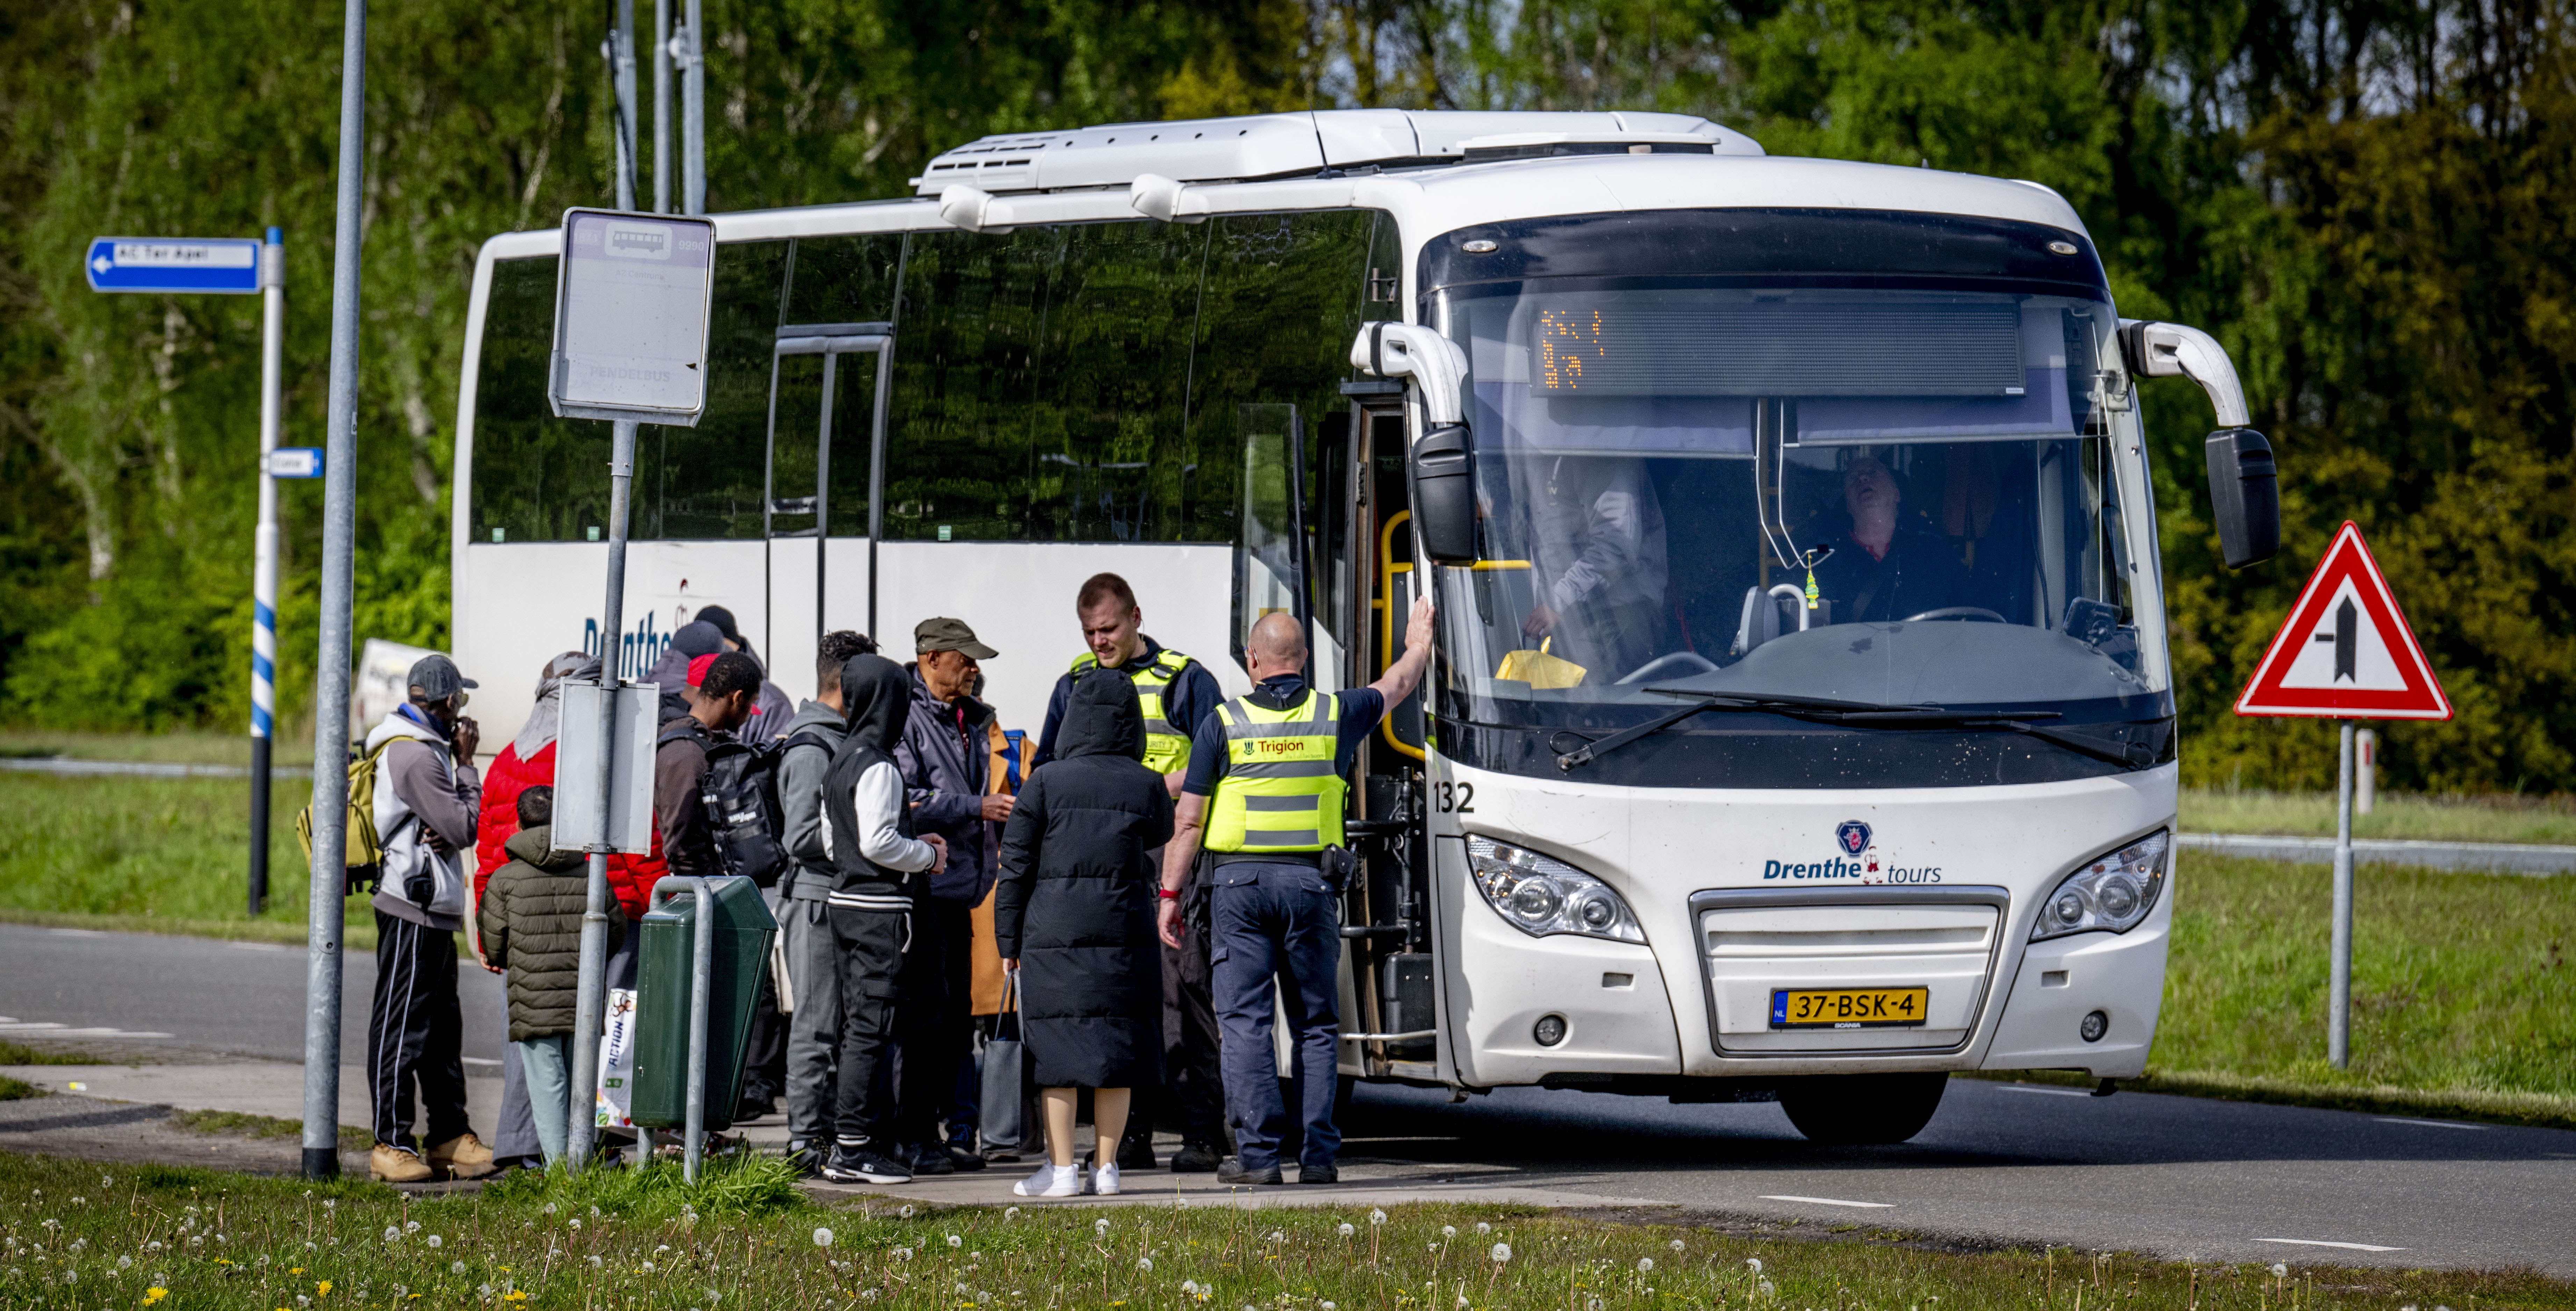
[370,1144,433,1183]
[427,1132,497,1180]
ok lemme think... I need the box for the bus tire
[1776,1073,1948,1145]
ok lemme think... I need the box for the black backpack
[656,718,794,889]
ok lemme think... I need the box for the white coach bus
[454,109,2276,1144]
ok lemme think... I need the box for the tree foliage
[1,0,2570,791]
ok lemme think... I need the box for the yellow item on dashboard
[1497,638,1586,690]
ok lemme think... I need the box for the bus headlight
[2032,831,2170,941]
[1468,836,1645,944]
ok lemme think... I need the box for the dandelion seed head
[1669,1240,1685,1253]
[815,1228,836,1248]
[1745,1259,1763,1274]
[1138,1259,1154,1273]
[948,1235,964,1249]
[425,1235,442,1250]
[1369,1210,1387,1226]
[1490,1243,1512,1263]
[451,1261,468,1275]
[2271,1265,2288,1278]
[1639,1258,1655,1273]
[1339,1224,1355,1238]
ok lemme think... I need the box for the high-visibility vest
[1071,646,1196,775]
[1204,691,1344,854]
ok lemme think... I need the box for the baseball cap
[407,653,477,703]
[686,653,720,687]
[914,617,997,660]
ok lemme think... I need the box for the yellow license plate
[1770,987,1930,1029]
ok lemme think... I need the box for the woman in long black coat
[993,668,1174,1197]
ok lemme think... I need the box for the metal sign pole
[2329,720,2355,1069]
[685,880,714,1184]
[302,0,368,1181]
[681,0,705,215]
[608,1,639,212]
[247,228,285,918]
[567,416,640,1170]
[652,0,672,214]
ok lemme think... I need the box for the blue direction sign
[266,447,323,479]
[86,237,262,294]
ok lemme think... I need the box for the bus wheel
[1777,1073,1948,1145]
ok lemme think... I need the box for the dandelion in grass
[425,1235,442,1250]
[900,1206,915,1219]
[643,1262,658,1274]
[406,1222,422,1234]
[1758,1281,1776,1299]
[1442,1226,1456,1239]
[1668,1240,1684,1253]
[1340,1224,1355,1239]
[1094,1220,1110,1237]
[816,1228,836,1248]
[588,1257,603,1269]
[1005,1208,1020,1220]
[1370,1210,1387,1226]
[452,1262,468,1275]
[1744,1259,1762,1274]
[949,1235,964,1249]
[1490,1243,1512,1263]
[144,1289,168,1305]
[1138,1259,1154,1274]
[1270,1232,1286,1244]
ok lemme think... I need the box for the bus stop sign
[2234,521,2450,719]
[548,209,715,426]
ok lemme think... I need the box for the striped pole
[248,226,285,917]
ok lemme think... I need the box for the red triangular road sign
[2235,521,2450,719]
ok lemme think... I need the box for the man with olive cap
[361,653,498,1183]
[892,617,1006,1172]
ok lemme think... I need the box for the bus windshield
[1429,278,2168,734]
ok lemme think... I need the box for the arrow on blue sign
[86,237,262,294]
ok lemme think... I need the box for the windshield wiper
[1553,688,2145,772]
[1550,690,1944,771]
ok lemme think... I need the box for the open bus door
[1336,384,1437,1083]
[765,323,890,670]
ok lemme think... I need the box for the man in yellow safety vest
[1035,572,1227,1171]
[1156,595,1435,1186]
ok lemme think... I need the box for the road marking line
[1998,1084,2093,1097]
[0,1022,172,1039]
[2375,1117,2488,1131]
[48,929,104,937]
[226,941,288,951]
[0,1023,67,1032]
[2256,1238,2405,1253]
[1760,1195,1892,1209]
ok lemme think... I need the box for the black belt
[1209,851,1322,869]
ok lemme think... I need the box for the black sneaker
[910,1142,956,1176]
[1297,1162,1339,1185]
[1170,1142,1221,1173]
[1216,1158,1282,1185]
[1116,1131,1157,1171]
[821,1143,913,1184]
[785,1143,825,1180]
[942,1140,989,1172]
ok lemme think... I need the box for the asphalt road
[0,922,508,1065]
[4,923,2569,1275]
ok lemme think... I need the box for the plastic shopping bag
[1495,637,1586,689]
[595,988,637,1129]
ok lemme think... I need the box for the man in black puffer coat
[476,786,622,1168]
[994,668,1174,1196]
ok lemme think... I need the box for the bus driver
[1800,451,1964,625]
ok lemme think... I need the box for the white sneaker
[1013,1163,1083,1198]
[1092,1162,1121,1196]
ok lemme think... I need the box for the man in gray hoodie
[772,629,875,1175]
[363,654,498,1184]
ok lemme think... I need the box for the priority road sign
[85,237,263,294]
[2235,521,2451,720]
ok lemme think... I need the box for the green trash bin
[632,876,778,1132]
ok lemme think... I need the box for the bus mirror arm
[2120,320,2280,570]
[1352,322,1480,563]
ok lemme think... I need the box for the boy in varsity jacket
[819,653,948,1184]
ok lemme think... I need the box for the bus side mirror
[2205,428,2279,570]
[1409,424,1478,564]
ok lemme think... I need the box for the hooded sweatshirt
[821,654,938,911]
[775,697,850,902]
[365,704,480,929]
[477,824,624,1041]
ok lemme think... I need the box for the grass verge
[0,1077,35,1102]
[0,772,378,950]
[2181,787,2576,845]
[0,729,315,767]
[168,1109,375,1155]
[0,1040,109,1067]
[2,1149,2568,1309]
[2156,854,2574,1113]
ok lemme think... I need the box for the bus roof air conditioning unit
[912,110,1761,195]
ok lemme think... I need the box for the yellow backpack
[295,738,400,895]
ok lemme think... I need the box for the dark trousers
[368,910,472,1150]
[893,902,969,1146]
[740,964,785,1109]
[1210,863,1342,1173]
[1161,892,1225,1148]
[827,904,906,1147]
